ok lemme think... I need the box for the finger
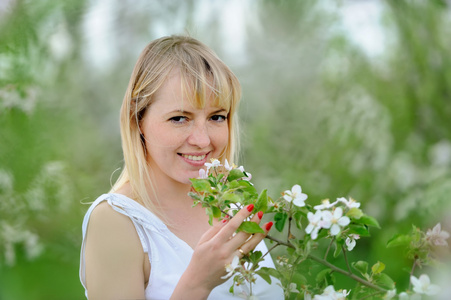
[198,216,230,245]
[228,211,264,250]
[237,222,273,255]
[216,204,255,241]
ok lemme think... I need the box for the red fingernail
[265,222,273,231]
[222,218,229,224]
[247,204,254,212]
[257,211,263,219]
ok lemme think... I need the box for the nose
[187,122,211,149]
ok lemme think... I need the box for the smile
[180,154,206,161]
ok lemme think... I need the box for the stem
[342,246,352,273]
[288,256,304,289]
[251,243,280,272]
[287,203,293,242]
[264,235,386,293]
[409,257,418,290]
[324,237,335,260]
[266,234,294,248]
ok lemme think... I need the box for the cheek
[144,123,184,148]
[212,126,229,151]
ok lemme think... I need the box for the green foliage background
[1,0,450,299]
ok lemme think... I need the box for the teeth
[181,154,206,161]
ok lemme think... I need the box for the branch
[307,254,387,293]
[264,235,387,293]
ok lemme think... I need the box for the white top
[79,193,284,299]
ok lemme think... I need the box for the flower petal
[338,216,350,227]
[330,224,340,235]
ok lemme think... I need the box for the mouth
[177,152,210,166]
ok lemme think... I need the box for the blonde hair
[110,35,242,216]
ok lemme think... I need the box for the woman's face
[140,71,229,185]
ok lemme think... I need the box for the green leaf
[386,234,412,248]
[255,270,272,284]
[371,261,385,274]
[373,273,395,289]
[316,268,334,288]
[354,215,380,228]
[249,250,263,263]
[292,272,307,285]
[190,179,212,193]
[227,169,245,181]
[222,192,241,203]
[211,206,221,218]
[206,207,214,226]
[333,239,344,258]
[348,224,370,237]
[274,212,288,232]
[352,261,368,276]
[255,189,268,213]
[237,221,265,234]
[346,207,364,219]
[188,192,201,201]
[256,267,281,285]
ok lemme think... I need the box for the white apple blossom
[321,207,350,236]
[288,283,300,294]
[337,197,361,209]
[426,223,449,246]
[410,274,441,295]
[306,210,323,240]
[224,159,234,171]
[398,292,421,300]
[204,159,222,172]
[283,184,308,207]
[313,285,349,300]
[198,168,208,179]
[221,255,240,279]
[345,234,360,251]
[398,292,409,300]
[314,199,338,210]
[384,289,396,299]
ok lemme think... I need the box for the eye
[169,116,188,124]
[210,115,227,122]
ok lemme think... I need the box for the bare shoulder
[84,201,145,299]
[88,201,138,237]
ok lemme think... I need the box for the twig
[342,245,352,273]
[266,234,294,248]
[287,203,293,242]
[409,257,418,290]
[324,237,335,260]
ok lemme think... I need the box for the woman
[79,35,283,299]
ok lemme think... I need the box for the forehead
[151,70,228,113]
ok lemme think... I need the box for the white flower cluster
[200,159,251,181]
[384,274,441,299]
[304,285,349,300]
[305,197,359,242]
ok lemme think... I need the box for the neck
[147,173,194,210]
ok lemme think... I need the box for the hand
[171,204,273,299]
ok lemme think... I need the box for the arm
[170,205,271,300]
[84,202,146,300]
